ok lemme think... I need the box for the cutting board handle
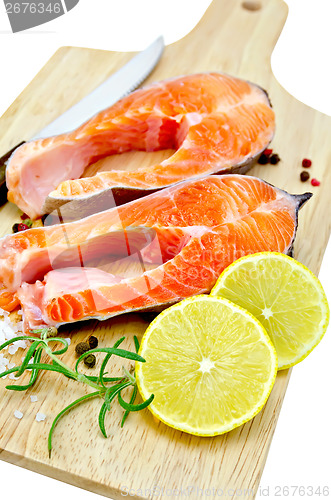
[174,0,288,80]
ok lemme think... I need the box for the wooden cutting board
[0,0,330,498]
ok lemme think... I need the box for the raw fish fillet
[0,175,311,331]
[6,73,275,219]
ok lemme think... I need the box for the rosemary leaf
[0,336,36,351]
[0,366,20,379]
[85,375,123,383]
[121,385,138,427]
[6,347,42,391]
[133,336,140,354]
[118,391,154,412]
[98,337,125,388]
[46,337,69,355]
[98,402,108,438]
[77,346,146,365]
[25,362,76,378]
[16,340,43,377]
[100,381,132,435]
[48,391,100,458]
[104,381,131,409]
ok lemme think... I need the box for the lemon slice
[136,295,277,436]
[211,252,329,370]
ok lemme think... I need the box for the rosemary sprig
[0,329,154,457]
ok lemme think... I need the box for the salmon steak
[6,73,275,219]
[0,175,311,332]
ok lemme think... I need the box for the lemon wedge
[136,295,277,436]
[211,252,329,370]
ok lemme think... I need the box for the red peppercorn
[302,159,312,168]
[311,178,320,186]
[264,148,273,156]
[17,223,29,231]
[20,213,29,220]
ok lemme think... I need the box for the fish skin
[6,73,275,219]
[0,175,311,331]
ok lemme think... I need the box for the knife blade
[0,36,164,205]
[34,36,164,139]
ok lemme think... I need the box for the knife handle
[0,141,26,206]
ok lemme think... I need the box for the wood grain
[0,0,330,498]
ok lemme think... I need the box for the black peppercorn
[270,153,280,165]
[84,354,96,368]
[257,153,269,165]
[75,342,90,357]
[300,171,310,182]
[88,335,98,349]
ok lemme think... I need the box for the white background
[0,1,330,499]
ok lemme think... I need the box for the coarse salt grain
[36,413,46,422]
[1,310,28,386]
[30,395,38,403]
[0,353,9,377]
[8,344,19,355]
[65,337,71,346]
[0,310,25,350]
[0,353,9,366]
[8,341,27,355]
[14,410,23,419]
[0,308,9,318]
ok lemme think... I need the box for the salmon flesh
[6,73,275,219]
[0,175,311,332]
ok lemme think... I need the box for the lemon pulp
[136,295,277,436]
[211,252,329,369]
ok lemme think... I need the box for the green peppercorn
[84,354,96,368]
[88,335,98,349]
[75,342,90,357]
[45,326,58,338]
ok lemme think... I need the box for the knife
[0,36,164,205]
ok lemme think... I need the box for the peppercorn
[75,342,90,357]
[270,153,280,165]
[264,148,273,156]
[45,326,58,338]
[311,178,320,187]
[302,158,312,168]
[258,153,269,165]
[12,222,31,233]
[84,354,96,368]
[300,171,310,182]
[88,335,98,349]
[20,213,29,220]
